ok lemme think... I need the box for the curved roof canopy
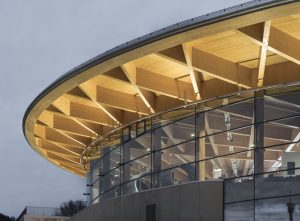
[23,0,300,176]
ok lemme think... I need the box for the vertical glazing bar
[254,90,264,221]
[122,142,131,194]
[152,123,162,188]
[196,112,206,181]
[99,149,104,200]
[150,117,153,189]
[102,147,111,199]
[254,91,264,175]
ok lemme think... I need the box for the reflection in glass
[155,163,196,188]
[224,201,254,221]
[123,175,151,195]
[255,196,300,221]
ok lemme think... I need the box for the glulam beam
[192,48,253,88]
[239,22,300,65]
[136,68,195,101]
[101,69,185,112]
[46,152,81,165]
[37,108,91,152]
[257,21,271,87]
[96,86,150,114]
[37,138,79,157]
[259,61,300,86]
[34,124,86,148]
[39,110,95,137]
[121,63,156,113]
[52,96,116,126]
[80,80,121,125]
[182,43,202,100]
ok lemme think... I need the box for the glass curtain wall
[224,85,300,221]
[87,84,300,220]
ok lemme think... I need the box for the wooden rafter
[80,80,121,126]
[192,48,253,88]
[182,43,202,100]
[238,22,300,65]
[97,86,150,114]
[135,68,195,101]
[257,21,271,87]
[121,63,156,113]
[52,96,115,126]
[39,110,96,137]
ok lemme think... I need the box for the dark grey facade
[73,181,223,221]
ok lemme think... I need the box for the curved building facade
[23,0,300,220]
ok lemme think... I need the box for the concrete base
[71,181,223,221]
[19,215,69,221]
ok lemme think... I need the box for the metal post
[122,141,131,195]
[152,124,162,188]
[102,147,111,199]
[254,90,265,221]
[254,91,264,175]
[196,113,206,181]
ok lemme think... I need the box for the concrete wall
[71,180,223,221]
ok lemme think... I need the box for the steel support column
[196,112,206,181]
[152,124,162,188]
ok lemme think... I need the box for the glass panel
[155,163,195,188]
[122,132,152,163]
[122,175,151,195]
[91,195,99,205]
[130,123,137,139]
[224,201,254,221]
[224,176,254,203]
[259,140,300,174]
[91,179,100,201]
[99,130,122,153]
[122,127,130,142]
[263,116,300,150]
[263,94,300,123]
[200,99,254,138]
[201,126,254,161]
[110,146,121,170]
[255,169,300,199]
[127,154,151,180]
[137,120,145,135]
[90,159,100,183]
[255,196,300,221]
[106,186,121,199]
[202,150,254,180]
[152,105,195,129]
[145,118,151,131]
[160,139,195,170]
[152,114,196,150]
[102,167,121,192]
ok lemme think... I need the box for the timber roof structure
[23,0,300,176]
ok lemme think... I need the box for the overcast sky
[0,0,248,217]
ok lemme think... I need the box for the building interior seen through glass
[87,84,300,219]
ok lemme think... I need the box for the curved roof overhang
[23,0,300,176]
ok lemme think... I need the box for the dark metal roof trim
[23,0,298,138]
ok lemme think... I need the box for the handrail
[80,81,300,170]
